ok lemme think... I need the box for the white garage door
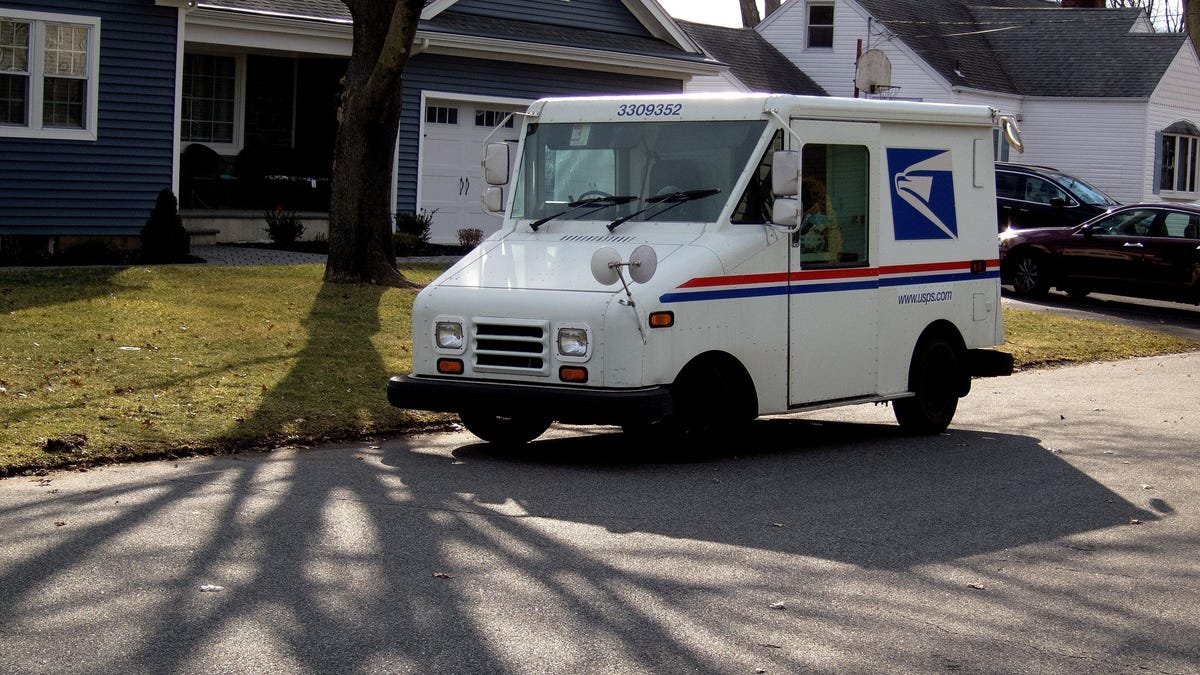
[419,100,524,244]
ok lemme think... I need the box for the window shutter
[1152,130,1162,195]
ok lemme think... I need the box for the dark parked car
[999,203,1200,304]
[995,163,1119,230]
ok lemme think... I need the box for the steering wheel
[576,190,614,201]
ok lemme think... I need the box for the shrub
[394,209,435,246]
[393,232,425,256]
[140,188,191,262]
[264,206,305,243]
[457,227,484,248]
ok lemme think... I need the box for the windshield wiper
[530,195,638,231]
[607,188,721,232]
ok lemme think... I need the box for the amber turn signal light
[437,358,464,374]
[648,311,674,328]
[559,366,588,383]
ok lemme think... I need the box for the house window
[0,11,99,140]
[426,105,458,125]
[182,54,237,145]
[475,108,514,128]
[807,4,834,49]
[1160,123,1199,197]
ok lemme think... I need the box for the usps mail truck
[388,93,1015,444]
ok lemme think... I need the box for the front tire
[894,338,961,435]
[1008,250,1050,298]
[458,412,552,445]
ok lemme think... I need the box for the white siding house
[755,0,1200,205]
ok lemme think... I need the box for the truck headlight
[557,327,589,358]
[435,321,464,351]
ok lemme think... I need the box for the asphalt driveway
[1,353,1198,674]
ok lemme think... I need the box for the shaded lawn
[1,265,1197,475]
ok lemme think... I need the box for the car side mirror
[1050,197,1066,209]
[771,197,800,228]
[772,151,800,197]
[481,186,505,214]
[483,143,510,186]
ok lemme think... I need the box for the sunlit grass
[1002,307,1199,368]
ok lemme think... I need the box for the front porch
[182,211,330,244]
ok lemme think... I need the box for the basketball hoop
[871,85,901,100]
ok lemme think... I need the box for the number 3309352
[616,103,683,117]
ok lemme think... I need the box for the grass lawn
[1,263,448,475]
[2,264,1197,475]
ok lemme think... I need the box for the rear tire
[1008,250,1050,298]
[894,338,961,435]
[458,412,552,446]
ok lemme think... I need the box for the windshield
[511,119,769,224]
[1053,173,1118,206]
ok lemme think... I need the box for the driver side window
[1090,209,1158,236]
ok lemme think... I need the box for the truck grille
[472,319,550,375]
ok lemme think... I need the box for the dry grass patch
[1003,307,1200,368]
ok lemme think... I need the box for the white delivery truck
[388,93,1016,444]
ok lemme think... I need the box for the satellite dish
[628,245,658,284]
[590,247,622,286]
[854,49,893,95]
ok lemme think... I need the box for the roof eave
[184,7,723,79]
[424,30,724,79]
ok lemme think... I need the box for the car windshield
[511,119,768,224]
[1053,173,1117,207]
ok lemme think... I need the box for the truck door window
[800,143,869,265]
[733,130,784,224]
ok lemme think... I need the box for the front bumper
[387,374,673,426]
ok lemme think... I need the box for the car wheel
[1009,251,1050,298]
[894,337,961,435]
[458,412,552,446]
[654,359,755,450]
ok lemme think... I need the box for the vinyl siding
[1146,43,1200,202]
[0,0,178,235]
[1016,99,1147,205]
[450,0,651,36]
[756,0,951,102]
[684,73,747,94]
[395,53,680,212]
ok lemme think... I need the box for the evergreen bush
[140,188,191,262]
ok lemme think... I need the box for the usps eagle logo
[887,148,958,240]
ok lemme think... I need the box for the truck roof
[529,93,997,128]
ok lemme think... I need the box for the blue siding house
[2,0,728,253]
[0,0,179,256]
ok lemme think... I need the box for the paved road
[2,353,1198,674]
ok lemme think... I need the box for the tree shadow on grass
[0,267,141,314]
[211,281,410,448]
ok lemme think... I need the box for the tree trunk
[1186,0,1200,56]
[324,0,424,288]
[739,0,761,27]
[764,0,782,20]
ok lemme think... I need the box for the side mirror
[772,150,800,197]
[483,143,510,186]
[1050,197,1066,209]
[772,197,800,227]
[481,186,505,214]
